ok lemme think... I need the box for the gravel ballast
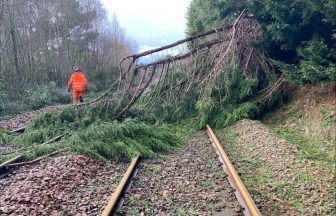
[0,155,127,215]
[118,132,242,216]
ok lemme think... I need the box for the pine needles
[0,107,187,164]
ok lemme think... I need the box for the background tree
[0,0,136,116]
[186,0,336,84]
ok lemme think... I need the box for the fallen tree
[0,12,286,163]
[82,11,285,126]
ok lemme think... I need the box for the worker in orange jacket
[67,66,88,105]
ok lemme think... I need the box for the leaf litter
[0,155,127,215]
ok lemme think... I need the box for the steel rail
[0,134,66,179]
[0,155,22,178]
[206,125,261,216]
[0,134,65,156]
[0,155,22,170]
[102,156,140,216]
[12,127,26,133]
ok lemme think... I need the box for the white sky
[100,0,192,53]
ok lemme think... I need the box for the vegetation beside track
[219,120,335,215]
[217,84,335,215]
[262,83,336,164]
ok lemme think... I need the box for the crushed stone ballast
[102,126,260,215]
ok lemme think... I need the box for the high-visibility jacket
[68,72,88,92]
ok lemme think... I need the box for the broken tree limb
[115,67,156,119]
[136,39,226,69]
[198,10,246,88]
[7,147,70,167]
[0,155,23,169]
[120,25,232,63]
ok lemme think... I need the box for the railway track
[1,124,260,215]
[102,125,260,216]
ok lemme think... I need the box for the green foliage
[196,97,216,128]
[146,59,282,129]
[187,0,245,37]
[0,83,71,117]
[280,37,335,84]
[1,106,186,163]
[0,129,12,144]
[66,119,184,162]
[187,0,336,84]
[194,61,264,129]
[217,102,259,128]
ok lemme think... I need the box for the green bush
[282,38,336,84]
[0,83,71,117]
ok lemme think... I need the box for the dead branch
[120,25,232,64]
[7,147,70,167]
[136,39,225,69]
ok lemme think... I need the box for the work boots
[79,96,84,103]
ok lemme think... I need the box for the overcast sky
[100,0,192,53]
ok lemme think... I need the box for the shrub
[0,83,71,117]
[282,38,336,84]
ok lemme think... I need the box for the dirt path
[219,119,335,216]
[0,155,127,216]
[118,132,241,216]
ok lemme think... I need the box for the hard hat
[74,66,81,71]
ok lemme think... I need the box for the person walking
[67,66,88,105]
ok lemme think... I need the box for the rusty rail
[0,134,66,179]
[206,125,261,216]
[0,155,23,170]
[102,156,140,216]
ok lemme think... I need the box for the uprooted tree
[83,11,284,128]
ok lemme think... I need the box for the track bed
[0,155,127,215]
[117,132,242,215]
